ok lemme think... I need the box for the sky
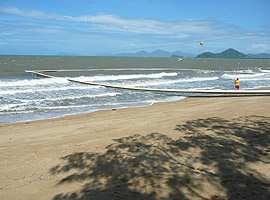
[0,0,270,55]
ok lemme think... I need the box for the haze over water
[1,55,270,124]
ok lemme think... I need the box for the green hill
[197,48,250,59]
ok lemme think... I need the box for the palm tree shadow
[50,115,270,200]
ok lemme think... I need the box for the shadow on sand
[50,115,270,200]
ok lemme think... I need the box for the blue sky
[0,0,269,55]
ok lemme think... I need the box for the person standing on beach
[235,78,240,90]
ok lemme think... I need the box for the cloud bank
[0,6,269,54]
[0,6,243,36]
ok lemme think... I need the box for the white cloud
[1,6,270,54]
[248,43,270,53]
[0,41,7,45]
[0,6,68,20]
[263,24,270,29]
[0,6,243,36]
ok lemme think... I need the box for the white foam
[0,77,68,87]
[77,72,178,82]
[19,92,119,102]
[117,76,219,87]
[222,73,266,79]
[0,85,99,95]
[0,103,26,111]
[0,104,20,111]
[36,96,186,111]
[0,109,35,115]
[225,70,254,74]
[260,69,270,73]
[147,96,186,104]
[240,77,270,81]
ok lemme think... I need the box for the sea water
[1,56,270,124]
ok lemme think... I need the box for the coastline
[1,96,270,199]
[0,95,186,125]
[2,56,270,125]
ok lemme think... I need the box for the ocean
[1,55,270,124]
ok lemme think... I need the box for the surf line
[25,70,270,95]
[25,68,210,72]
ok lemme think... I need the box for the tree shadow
[50,115,270,200]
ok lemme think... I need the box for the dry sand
[0,96,270,200]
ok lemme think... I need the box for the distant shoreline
[1,55,270,59]
[1,48,270,59]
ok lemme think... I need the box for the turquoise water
[1,56,270,124]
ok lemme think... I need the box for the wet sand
[1,96,270,200]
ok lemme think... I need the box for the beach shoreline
[0,96,186,125]
[1,96,270,199]
[2,56,270,125]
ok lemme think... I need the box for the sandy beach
[1,95,270,200]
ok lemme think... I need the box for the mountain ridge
[98,49,270,58]
[98,50,195,57]
[197,48,250,59]
[247,53,270,59]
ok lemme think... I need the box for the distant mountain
[148,50,173,57]
[247,53,270,58]
[99,50,195,57]
[58,53,80,56]
[197,48,250,59]
[196,52,216,58]
[170,51,195,58]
